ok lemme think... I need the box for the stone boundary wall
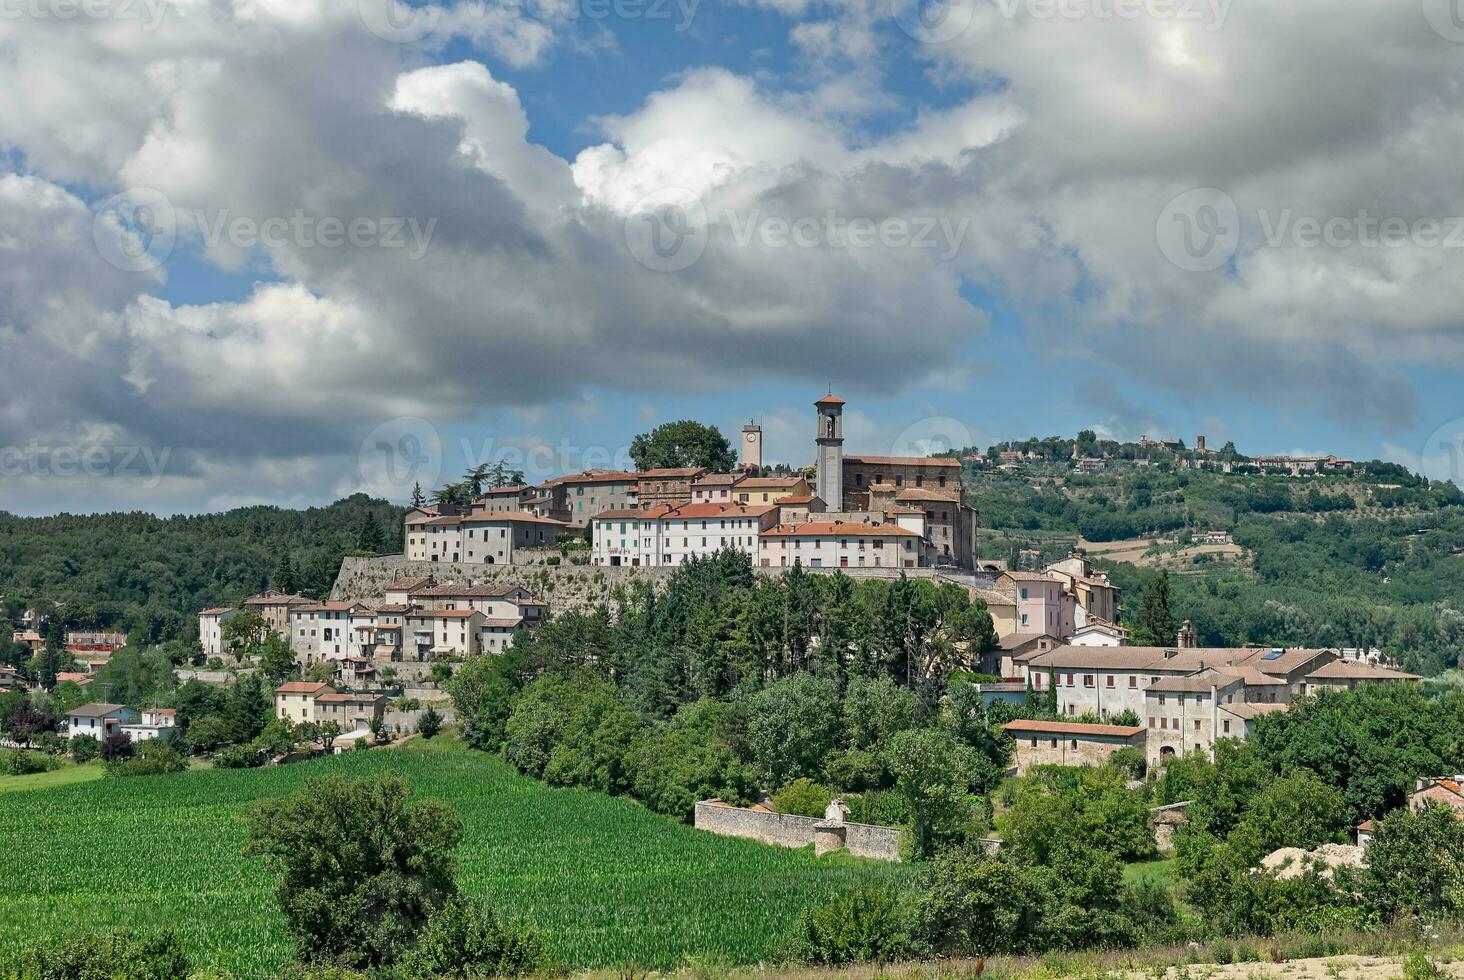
[692,801,902,861]
[332,556,936,610]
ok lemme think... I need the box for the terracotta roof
[845,455,958,468]
[372,603,412,613]
[970,587,1016,607]
[999,632,1058,650]
[1000,570,1061,583]
[663,502,772,519]
[543,470,637,487]
[458,511,570,526]
[426,609,482,620]
[775,495,817,505]
[1306,661,1421,681]
[385,576,434,592]
[762,521,918,538]
[244,592,313,606]
[316,693,387,704]
[145,708,177,717]
[593,508,652,521]
[1003,718,1145,738]
[479,484,532,495]
[275,681,334,695]
[895,487,961,502]
[199,607,235,616]
[1219,702,1291,720]
[412,583,523,598]
[480,617,525,628]
[737,477,804,489]
[815,394,846,406]
[294,602,362,613]
[692,473,743,488]
[55,672,91,684]
[1145,672,1242,693]
[637,466,708,478]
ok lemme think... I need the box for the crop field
[0,738,910,976]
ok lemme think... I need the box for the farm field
[0,737,909,976]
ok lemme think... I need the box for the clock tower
[740,420,762,471]
[814,393,845,509]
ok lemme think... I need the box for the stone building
[244,590,314,640]
[405,511,571,564]
[540,470,638,525]
[734,476,811,506]
[758,518,924,569]
[591,502,775,567]
[1003,718,1147,774]
[636,466,708,511]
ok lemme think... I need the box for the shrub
[772,778,834,818]
[1403,951,1449,980]
[785,884,922,965]
[1105,746,1146,780]
[2,749,58,776]
[15,927,190,979]
[99,731,134,762]
[243,772,463,968]
[417,708,442,740]
[108,739,188,777]
[214,744,267,769]
[397,897,551,978]
[69,734,100,764]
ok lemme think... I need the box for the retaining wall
[692,801,902,861]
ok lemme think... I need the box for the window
[1070,739,1078,750]
[1222,720,1231,734]
[1194,719,1201,730]
[1106,675,1114,688]
[1129,676,1137,688]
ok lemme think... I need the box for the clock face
[746,432,758,443]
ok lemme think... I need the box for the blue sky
[3,0,1462,513]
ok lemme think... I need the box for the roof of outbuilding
[1003,718,1145,738]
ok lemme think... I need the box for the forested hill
[963,448,1464,676]
[0,495,403,648]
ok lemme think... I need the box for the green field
[0,738,909,976]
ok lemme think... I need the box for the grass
[0,759,104,793]
[1123,856,1177,888]
[0,736,910,977]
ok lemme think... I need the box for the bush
[15,927,190,979]
[785,884,923,965]
[99,731,134,762]
[397,897,551,978]
[214,744,267,769]
[417,708,442,740]
[772,778,834,818]
[1105,746,1146,780]
[107,739,187,777]
[1,749,58,776]
[69,734,99,764]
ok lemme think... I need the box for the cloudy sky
[2,0,1464,515]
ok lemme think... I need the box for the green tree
[1364,800,1464,920]
[272,553,298,594]
[629,420,736,472]
[355,513,385,553]
[447,649,526,752]
[747,674,841,786]
[1129,573,1175,646]
[884,727,983,857]
[841,675,918,751]
[222,609,268,650]
[256,633,298,683]
[410,482,425,508]
[418,707,443,739]
[243,772,463,968]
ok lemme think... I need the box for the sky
[3,0,1464,515]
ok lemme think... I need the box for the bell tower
[814,393,845,509]
[741,420,762,471]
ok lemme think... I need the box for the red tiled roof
[1003,718,1145,738]
[275,681,334,695]
[815,394,846,406]
[637,466,708,478]
[762,521,917,538]
[845,455,959,468]
[199,607,235,616]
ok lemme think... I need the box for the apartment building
[590,502,775,567]
[405,511,571,564]
[274,681,335,723]
[733,476,811,506]
[198,607,237,657]
[994,571,1077,638]
[540,471,638,525]
[1044,554,1120,627]
[243,590,314,639]
[289,602,371,661]
[690,473,746,504]
[759,519,923,569]
[472,485,540,513]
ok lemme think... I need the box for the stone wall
[1009,731,1145,774]
[692,801,902,861]
[333,555,937,615]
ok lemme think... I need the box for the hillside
[0,495,404,648]
[0,738,908,976]
[965,452,1464,674]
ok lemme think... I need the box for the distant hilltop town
[978,431,1357,477]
